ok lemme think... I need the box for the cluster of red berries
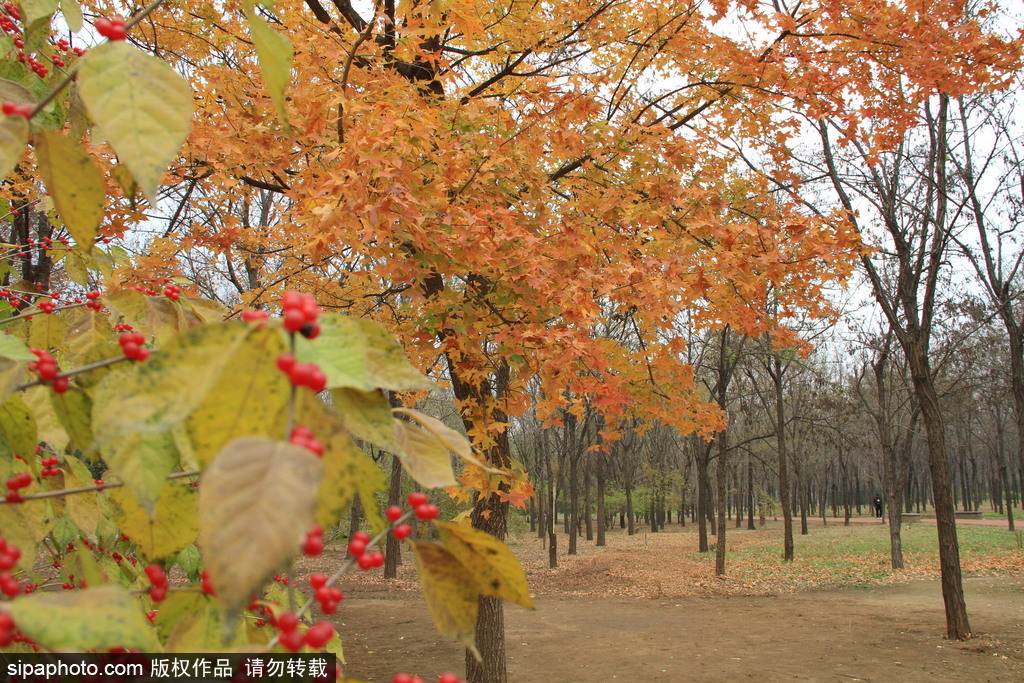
[164,283,181,301]
[282,291,321,339]
[5,471,32,503]
[1,101,31,118]
[0,288,32,308]
[118,332,150,361]
[28,347,69,393]
[241,308,269,322]
[145,564,168,603]
[274,611,335,652]
[385,506,413,539]
[289,425,324,457]
[407,492,439,521]
[39,455,60,477]
[302,524,324,557]
[393,673,464,683]
[276,353,327,393]
[0,534,22,599]
[94,17,127,41]
[37,299,56,314]
[346,530,385,570]
[308,573,343,614]
[85,290,103,311]
[0,612,15,647]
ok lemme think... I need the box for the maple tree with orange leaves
[0,0,1019,680]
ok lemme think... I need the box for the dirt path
[337,576,1024,682]
[309,524,1024,682]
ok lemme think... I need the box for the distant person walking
[873,495,883,520]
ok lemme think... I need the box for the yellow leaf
[409,540,479,656]
[436,521,533,609]
[34,129,105,248]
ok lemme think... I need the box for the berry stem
[0,470,199,505]
[0,300,89,325]
[13,354,135,392]
[263,509,418,652]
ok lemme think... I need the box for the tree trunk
[584,458,593,541]
[715,436,728,576]
[772,358,795,561]
[697,447,710,552]
[596,464,606,547]
[383,453,403,579]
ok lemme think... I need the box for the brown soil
[302,523,1024,682]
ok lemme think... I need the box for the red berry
[386,505,404,522]
[319,600,337,614]
[309,573,328,589]
[328,586,343,602]
[95,17,127,41]
[415,504,439,521]
[201,570,216,595]
[352,530,371,544]
[302,535,323,556]
[283,308,306,333]
[347,539,366,557]
[276,612,299,633]
[393,523,413,540]
[408,492,429,507]
[148,585,167,602]
[145,563,167,587]
[304,621,334,648]
[300,322,320,339]
[357,553,374,570]
[242,309,269,321]
[278,628,304,652]
[438,674,460,683]
[276,352,296,373]
[393,675,413,683]
[369,551,384,567]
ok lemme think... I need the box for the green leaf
[76,41,194,202]
[409,540,479,656]
[245,7,293,125]
[12,585,161,651]
[103,431,179,514]
[92,322,251,445]
[22,385,69,451]
[199,437,323,616]
[330,387,402,453]
[186,326,290,467]
[394,420,457,488]
[0,114,28,180]
[112,483,198,561]
[63,467,100,539]
[295,314,431,392]
[436,521,533,609]
[0,394,36,455]
[27,307,66,349]
[176,544,202,582]
[0,333,33,361]
[50,385,93,453]
[34,129,105,248]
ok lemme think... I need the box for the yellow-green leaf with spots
[409,540,479,656]
[331,387,402,453]
[436,521,533,609]
[12,585,161,651]
[0,393,36,456]
[112,483,198,561]
[77,41,193,202]
[103,430,179,514]
[245,6,293,125]
[0,115,27,180]
[187,326,290,467]
[394,420,457,489]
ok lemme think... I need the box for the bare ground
[300,522,1024,682]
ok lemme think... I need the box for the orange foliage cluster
[66,0,1024,443]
